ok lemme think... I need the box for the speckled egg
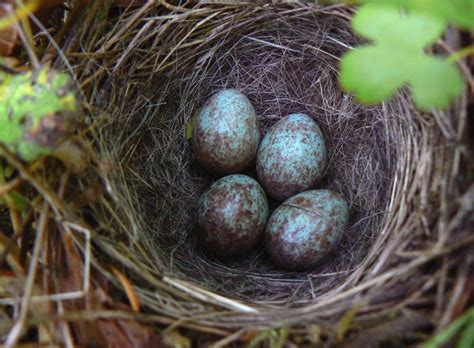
[191,89,260,175]
[197,174,269,258]
[256,113,326,201]
[265,190,349,270]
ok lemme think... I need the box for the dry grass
[71,0,471,326]
[94,6,396,303]
[1,1,472,346]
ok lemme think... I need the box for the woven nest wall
[56,1,472,341]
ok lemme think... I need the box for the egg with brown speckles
[256,113,326,201]
[197,174,269,258]
[265,189,349,270]
[192,89,260,175]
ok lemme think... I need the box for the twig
[211,328,246,348]
[437,39,474,94]
[30,310,230,337]
[111,266,141,313]
[0,177,23,196]
[5,202,49,348]
[0,144,67,216]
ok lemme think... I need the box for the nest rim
[51,0,472,336]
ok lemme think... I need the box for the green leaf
[248,330,274,348]
[353,3,445,47]
[340,45,408,103]
[186,116,195,140]
[335,302,365,341]
[0,191,28,213]
[0,161,14,180]
[271,328,289,348]
[0,67,78,161]
[9,191,28,213]
[340,3,464,110]
[422,306,474,348]
[458,317,474,348]
[409,56,463,110]
[362,0,474,29]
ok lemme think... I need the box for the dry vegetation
[1,1,472,346]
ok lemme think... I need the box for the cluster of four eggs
[192,89,349,271]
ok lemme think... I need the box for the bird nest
[41,1,472,345]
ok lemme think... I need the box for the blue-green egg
[265,190,349,270]
[197,174,269,258]
[192,89,260,175]
[256,113,326,201]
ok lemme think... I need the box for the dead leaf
[0,232,24,275]
[0,56,22,70]
[38,0,65,11]
[162,330,192,348]
[57,230,166,347]
[71,181,105,209]
[0,307,13,340]
[0,228,60,345]
[340,312,431,348]
[305,324,322,345]
[0,0,64,57]
[111,266,141,313]
[451,257,474,319]
[53,138,92,175]
[116,317,169,348]
[57,230,106,346]
[114,0,147,7]
[33,0,66,32]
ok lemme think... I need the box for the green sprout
[423,306,474,348]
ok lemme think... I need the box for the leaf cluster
[340,0,473,109]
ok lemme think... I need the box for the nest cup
[68,2,470,332]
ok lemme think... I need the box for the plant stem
[448,46,474,63]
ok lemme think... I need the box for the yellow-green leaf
[335,302,365,341]
[186,116,195,140]
[0,0,39,30]
[0,67,78,161]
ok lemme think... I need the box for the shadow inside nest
[93,9,411,305]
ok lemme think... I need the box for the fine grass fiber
[52,1,472,340]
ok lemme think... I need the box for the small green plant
[0,66,78,161]
[0,161,28,213]
[423,306,474,348]
[340,0,474,110]
[248,328,290,348]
